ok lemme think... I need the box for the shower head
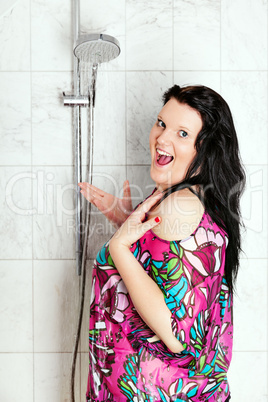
[73,33,120,64]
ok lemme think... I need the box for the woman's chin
[150,168,186,192]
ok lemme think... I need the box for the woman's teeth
[156,148,172,158]
[156,149,174,165]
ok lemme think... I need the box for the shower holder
[63,92,89,107]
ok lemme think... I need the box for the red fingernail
[155,217,160,223]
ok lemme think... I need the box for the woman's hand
[109,190,163,250]
[78,180,133,229]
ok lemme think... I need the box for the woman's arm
[109,239,185,354]
[108,191,185,353]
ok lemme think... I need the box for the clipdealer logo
[4,168,266,235]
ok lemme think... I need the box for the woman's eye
[179,130,188,138]
[157,119,165,128]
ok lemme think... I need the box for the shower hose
[71,76,96,402]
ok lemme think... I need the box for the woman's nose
[157,128,172,144]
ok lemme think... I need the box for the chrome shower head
[73,33,120,64]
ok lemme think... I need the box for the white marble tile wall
[0,167,32,259]
[0,73,31,165]
[221,72,267,166]
[126,0,173,70]
[32,73,73,166]
[86,165,126,257]
[34,260,79,352]
[94,72,126,166]
[32,166,76,259]
[174,0,221,70]
[221,0,267,70]
[31,0,72,72]
[0,0,31,71]
[80,0,126,70]
[0,0,267,401]
[0,260,33,352]
[127,71,173,164]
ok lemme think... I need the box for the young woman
[79,85,245,401]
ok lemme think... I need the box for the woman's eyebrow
[180,125,192,133]
[158,115,192,133]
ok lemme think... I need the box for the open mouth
[155,148,174,166]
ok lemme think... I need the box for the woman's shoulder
[148,189,205,242]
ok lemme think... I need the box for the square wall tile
[127,165,155,208]
[81,352,90,400]
[34,353,80,402]
[0,353,33,402]
[126,0,172,70]
[80,260,94,353]
[222,0,267,70]
[0,260,32,352]
[34,260,79,352]
[174,71,221,94]
[228,352,267,401]
[174,0,221,70]
[31,0,72,71]
[80,0,125,36]
[0,0,30,71]
[127,72,173,165]
[240,165,267,258]
[222,72,267,165]
[80,0,126,70]
[78,70,126,167]
[233,259,267,352]
[32,73,73,166]
[93,72,126,166]
[32,166,75,259]
[0,167,32,259]
[85,165,126,259]
[0,73,31,165]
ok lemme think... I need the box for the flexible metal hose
[70,198,91,402]
[70,65,97,402]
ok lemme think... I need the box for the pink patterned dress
[86,191,232,402]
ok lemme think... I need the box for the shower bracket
[63,92,89,107]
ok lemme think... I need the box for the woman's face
[149,98,203,191]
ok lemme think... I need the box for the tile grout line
[2,69,268,73]
[0,163,267,168]
[125,0,128,184]
[220,0,222,92]
[172,0,174,85]
[265,11,268,372]
[266,2,268,380]
[29,0,35,400]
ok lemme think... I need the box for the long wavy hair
[153,85,246,294]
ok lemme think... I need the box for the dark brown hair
[156,85,246,293]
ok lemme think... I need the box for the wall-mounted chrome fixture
[74,33,120,63]
[62,93,89,107]
[63,2,120,401]
[63,31,120,277]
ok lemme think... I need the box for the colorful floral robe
[86,191,232,402]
